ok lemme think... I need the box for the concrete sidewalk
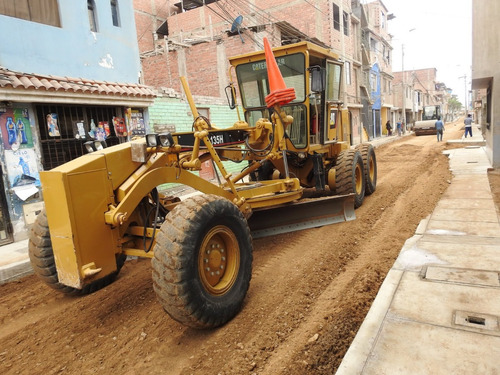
[337,134,500,373]
[0,238,30,284]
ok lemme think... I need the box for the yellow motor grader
[29,38,377,328]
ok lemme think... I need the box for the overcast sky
[379,0,472,106]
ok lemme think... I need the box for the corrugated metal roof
[0,67,156,99]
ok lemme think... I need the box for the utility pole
[402,45,406,128]
[459,74,468,114]
[400,29,415,130]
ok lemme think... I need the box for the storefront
[0,68,155,245]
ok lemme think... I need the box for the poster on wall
[126,108,146,137]
[97,121,110,141]
[113,117,127,137]
[73,121,87,140]
[5,148,40,200]
[46,113,60,137]
[0,108,34,151]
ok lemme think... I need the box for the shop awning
[0,67,156,107]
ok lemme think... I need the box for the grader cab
[29,38,377,328]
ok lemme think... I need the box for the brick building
[472,0,500,167]
[393,68,451,126]
[353,0,394,138]
[134,0,394,142]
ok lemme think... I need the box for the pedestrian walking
[435,116,445,142]
[386,120,392,136]
[396,120,402,136]
[464,114,473,138]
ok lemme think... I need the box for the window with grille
[333,3,340,31]
[34,104,125,170]
[0,0,61,27]
[345,61,351,86]
[88,0,97,32]
[111,0,120,27]
[343,11,349,36]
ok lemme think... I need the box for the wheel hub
[199,225,239,295]
[355,163,363,194]
[204,242,226,280]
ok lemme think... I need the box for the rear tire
[355,143,377,195]
[152,194,252,329]
[28,210,126,295]
[335,149,365,208]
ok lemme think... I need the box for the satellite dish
[231,15,244,43]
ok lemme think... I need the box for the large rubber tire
[335,149,365,208]
[152,194,253,329]
[28,210,126,295]
[355,143,377,195]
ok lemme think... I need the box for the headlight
[146,133,159,147]
[84,141,95,153]
[159,133,174,147]
[84,140,107,153]
[146,133,174,147]
[94,140,107,150]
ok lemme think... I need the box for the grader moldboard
[29,38,377,328]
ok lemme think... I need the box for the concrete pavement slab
[430,207,498,222]
[447,173,490,184]
[0,239,31,284]
[425,219,500,237]
[418,233,500,246]
[405,239,500,271]
[442,186,493,199]
[360,319,500,375]
[388,271,500,332]
[435,197,495,210]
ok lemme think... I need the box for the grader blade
[248,194,355,239]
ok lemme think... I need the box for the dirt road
[1,121,471,375]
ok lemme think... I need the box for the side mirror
[309,65,325,93]
[225,84,237,109]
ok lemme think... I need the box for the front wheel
[335,149,365,208]
[152,194,253,329]
[28,210,126,295]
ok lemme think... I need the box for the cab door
[327,104,339,142]
[324,61,343,143]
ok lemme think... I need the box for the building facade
[353,0,394,138]
[135,0,389,145]
[472,0,500,167]
[392,68,450,128]
[0,0,155,245]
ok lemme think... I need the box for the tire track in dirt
[261,139,453,374]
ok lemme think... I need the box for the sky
[379,0,472,106]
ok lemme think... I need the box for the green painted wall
[148,96,242,133]
[148,97,249,190]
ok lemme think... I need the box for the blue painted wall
[371,63,381,110]
[0,0,141,83]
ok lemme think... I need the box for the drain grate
[421,266,500,287]
[454,310,499,331]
